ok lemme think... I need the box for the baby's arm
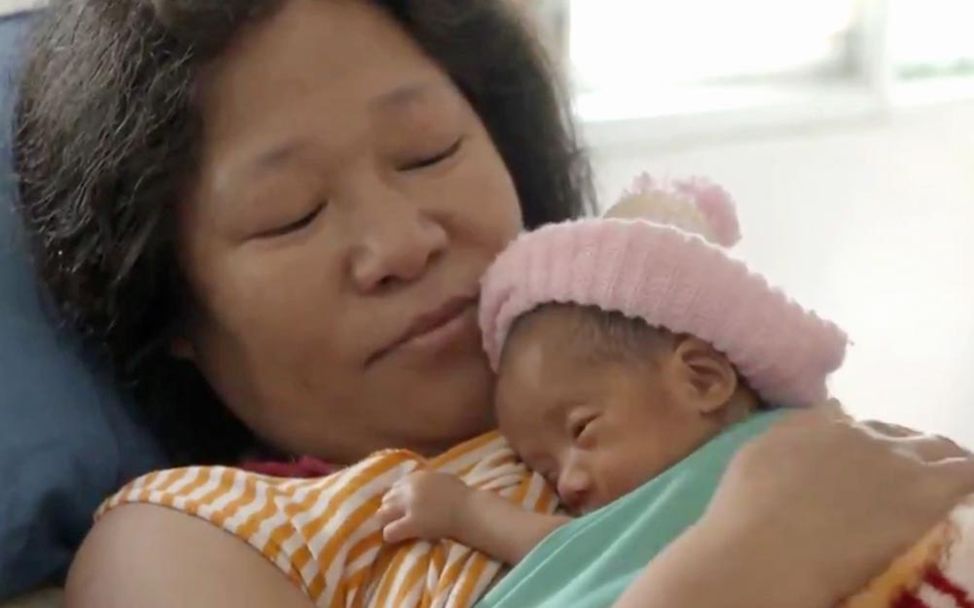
[379,471,569,565]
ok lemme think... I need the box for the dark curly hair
[13,0,594,464]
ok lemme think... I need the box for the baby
[378,176,974,608]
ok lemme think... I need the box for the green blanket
[477,411,784,608]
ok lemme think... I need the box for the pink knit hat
[479,174,847,407]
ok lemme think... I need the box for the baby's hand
[378,471,472,544]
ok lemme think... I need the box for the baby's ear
[670,336,738,415]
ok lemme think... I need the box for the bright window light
[889,0,974,78]
[569,0,855,92]
[547,0,974,130]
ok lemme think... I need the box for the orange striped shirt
[98,431,556,608]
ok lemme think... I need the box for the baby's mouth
[570,487,626,516]
[569,495,603,517]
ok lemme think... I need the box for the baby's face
[495,310,720,515]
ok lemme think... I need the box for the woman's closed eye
[398,137,464,172]
[255,203,325,239]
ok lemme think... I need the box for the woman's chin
[413,400,496,453]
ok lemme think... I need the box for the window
[0,0,37,15]
[889,0,974,79]
[569,0,855,91]
[529,0,974,143]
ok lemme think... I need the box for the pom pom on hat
[606,173,741,248]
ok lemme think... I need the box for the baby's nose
[557,467,592,511]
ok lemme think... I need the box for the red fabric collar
[240,455,340,478]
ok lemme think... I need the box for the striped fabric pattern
[97,432,557,608]
[846,499,974,608]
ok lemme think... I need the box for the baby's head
[494,303,758,513]
[479,174,848,513]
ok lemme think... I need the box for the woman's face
[177,0,523,462]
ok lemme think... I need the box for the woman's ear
[669,336,738,415]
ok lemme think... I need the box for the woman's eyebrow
[369,79,446,112]
[249,138,313,176]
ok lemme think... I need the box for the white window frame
[537,0,974,150]
[0,0,40,16]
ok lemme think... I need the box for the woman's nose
[348,201,448,293]
[557,465,592,511]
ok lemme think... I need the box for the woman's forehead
[196,0,448,146]
[191,0,464,205]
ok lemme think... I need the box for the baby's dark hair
[506,303,676,367]
[505,303,765,414]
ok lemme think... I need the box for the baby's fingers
[376,500,404,525]
[382,516,417,544]
[890,433,972,464]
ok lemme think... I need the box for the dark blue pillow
[0,11,167,599]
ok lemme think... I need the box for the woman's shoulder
[78,438,519,607]
[67,503,314,607]
[91,457,422,604]
[91,465,332,602]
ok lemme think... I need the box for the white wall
[588,101,974,447]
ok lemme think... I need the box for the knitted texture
[479,175,847,407]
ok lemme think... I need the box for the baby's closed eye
[568,414,599,445]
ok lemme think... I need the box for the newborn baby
[379,176,974,608]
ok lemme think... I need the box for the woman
[14,1,974,606]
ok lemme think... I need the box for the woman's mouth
[367,296,478,365]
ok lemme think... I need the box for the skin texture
[64,2,974,607]
[495,308,755,513]
[377,310,754,563]
[175,0,522,464]
[379,469,570,565]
